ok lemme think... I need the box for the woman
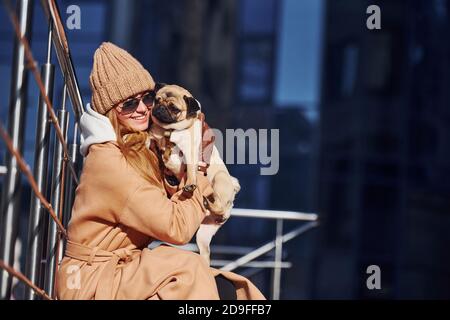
[56,42,265,300]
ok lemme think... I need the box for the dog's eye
[169,105,181,114]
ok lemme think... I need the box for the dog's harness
[150,112,215,176]
[197,112,215,175]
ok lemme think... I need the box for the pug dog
[149,83,240,265]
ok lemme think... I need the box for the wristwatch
[182,184,197,194]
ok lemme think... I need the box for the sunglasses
[117,90,156,115]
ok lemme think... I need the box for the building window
[236,0,277,105]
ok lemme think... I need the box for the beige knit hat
[89,42,155,115]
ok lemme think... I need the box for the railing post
[59,122,80,266]
[24,20,55,301]
[44,85,69,298]
[0,0,34,300]
[62,122,79,230]
[272,219,283,300]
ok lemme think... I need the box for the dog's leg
[196,223,220,265]
[196,175,240,265]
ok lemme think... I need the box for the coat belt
[64,240,141,300]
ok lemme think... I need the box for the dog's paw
[230,176,241,194]
[205,193,226,216]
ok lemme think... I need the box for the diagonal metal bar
[0,260,52,300]
[0,123,67,237]
[220,221,319,272]
[3,0,79,186]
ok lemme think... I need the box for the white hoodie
[79,103,117,157]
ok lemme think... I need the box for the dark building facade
[315,0,450,299]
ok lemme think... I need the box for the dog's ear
[154,82,167,92]
[184,95,200,118]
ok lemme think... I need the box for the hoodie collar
[79,103,117,157]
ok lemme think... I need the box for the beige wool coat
[56,141,265,300]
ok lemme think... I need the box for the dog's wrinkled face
[151,84,200,128]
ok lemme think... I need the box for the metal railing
[0,0,84,300]
[150,208,319,300]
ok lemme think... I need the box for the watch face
[183,184,196,193]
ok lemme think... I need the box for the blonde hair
[106,109,163,187]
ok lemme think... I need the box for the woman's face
[115,92,153,131]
